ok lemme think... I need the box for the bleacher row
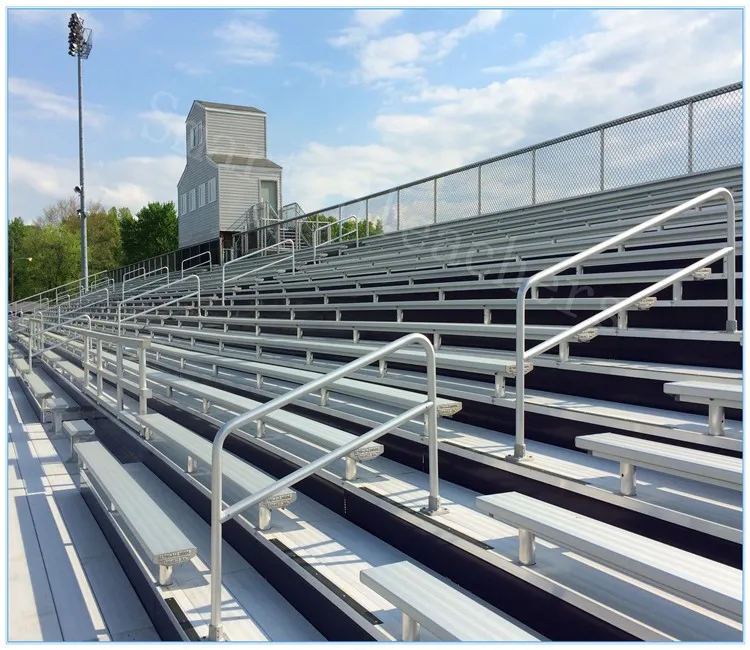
[8,164,743,642]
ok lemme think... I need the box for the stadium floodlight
[67,12,94,290]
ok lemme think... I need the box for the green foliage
[304,214,384,244]
[120,201,178,265]
[9,199,179,300]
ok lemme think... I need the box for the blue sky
[6,6,743,223]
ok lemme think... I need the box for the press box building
[177,100,283,250]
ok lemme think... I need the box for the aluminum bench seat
[664,380,742,436]
[148,371,384,479]
[158,315,600,346]
[145,325,529,379]
[24,371,55,401]
[145,343,462,416]
[665,380,742,406]
[360,561,539,641]
[575,432,742,494]
[475,491,742,621]
[64,419,95,460]
[12,357,30,375]
[136,412,296,530]
[213,266,723,304]
[75,440,197,585]
[204,296,657,315]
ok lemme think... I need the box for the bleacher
[7,154,743,638]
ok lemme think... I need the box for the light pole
[68,12,93,291]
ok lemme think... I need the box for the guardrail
[207,332,444,641]
[117,274,201,335]
[10,270,109,314]
[25,313,93,367]
[122,266,170,300]
[181,251,212,278]
[221,240,295,305]
[313,215,359,262]
[511,186,737,461]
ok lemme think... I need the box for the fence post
[396,191,401,231]
[96,339,103,398]
[83,332,90,390]
[531,149,537,205]
[478,165,482,216]
[433,180,438,224]
[599,128,605,191]
[687,101,694,174]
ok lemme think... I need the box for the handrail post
[116,342,124,411]
[513,281,530,460]
[207,333,442,641]
[725,193,737,332]
[138,343,148,415]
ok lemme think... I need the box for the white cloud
[9,154,184,222]
[512,32,527,46]
[138,110,186,156]
[282,9,741,213]
[335,9,504,83]
[214,19,279,65]
[121,10,150,30]
[8,77,106,128]
[291,61,336,86]
[329,9,403,47]
[175,61,210,76]
[10,9,103,34]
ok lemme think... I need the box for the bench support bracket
[620,461,637,496]
[402,613,420,642]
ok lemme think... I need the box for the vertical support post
[687,101,694,174]
[83,332,90,390]
[620,462,637,496]
[138,344,148,415]
[402,614,420,641]
[96,339,103,397]
[725,193,737,332]
[599,128,605,191]
[396,190,401,232]
[77,52,88,292]
[518,529,536,566]
[477,164,482,216]
[513,283,529,460]
[422,340,442,515]
[708,402,725,436]
[28,319,34,367]
[433,179,437,224]
[531,149,537,205]
[116,343,124,411]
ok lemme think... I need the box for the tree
[119,201,178,265]
[9,217,30,302]
[305,213,384,243]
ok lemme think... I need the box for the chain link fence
[275,82,741,242]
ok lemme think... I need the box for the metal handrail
[122,266,146,283]
[313,215,359,262]
[27,313,92,366]
[207,332,443,641]
[117,274,201,335]
[181,251,212,278]
[122,266,169,299]
[10,270,108,312]
[511,187,737,460]
[221,240,296,305]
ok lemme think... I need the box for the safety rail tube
[512,187,737,460]
[122,265,169,300]
[207,332,442,641]
[181,251,213,278]
[221,240,296,305]
[10,270,107,313]
[117,274,201,335]
[122,266,146,283]
[313,215,359,262]
[26,313,92,366]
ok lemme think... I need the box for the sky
[5,5,744,224]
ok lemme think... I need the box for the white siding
[218,164,282,231]
[206,110,266,158]
[178,153,220,248]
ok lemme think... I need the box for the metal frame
[511,187,737,460]
[122,266,169,300]
[181,251,213,278]
[221,240,295,305]
[26,313,93,367]
[117,275,201,335]
[313,215,359,262]
[208,332,444,641]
